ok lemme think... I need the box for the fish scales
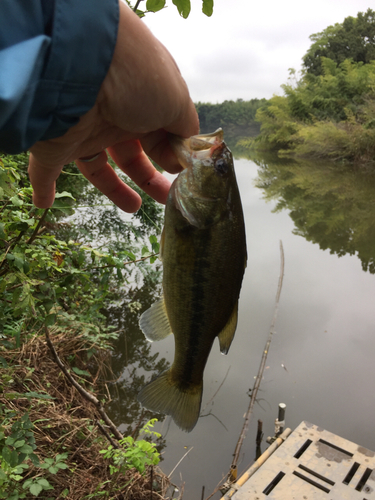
[138,129,247,432]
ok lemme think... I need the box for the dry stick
[27,208,49,244]
[96,420,120,449]
[150,466,153,500]
[168,447,193,479]
[229,240,285,476]
[44,326,123,441]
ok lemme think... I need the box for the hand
[28,0,199,212]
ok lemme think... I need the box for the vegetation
[196,99,266,145]
[303,8,375,76]
[0,327,170,499]
[241,9,375,167]
[0,150,173,498]
[131,0,214,18]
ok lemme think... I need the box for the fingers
[139,130,183,174]
[164,96,200,139]
[75,151,142,213]
[107,140,172,205]
[28,153,63,208]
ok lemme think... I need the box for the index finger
[107,139,172,205]
[28,154,63,208]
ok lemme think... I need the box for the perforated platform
[232,421,375,499]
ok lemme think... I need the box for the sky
[143,0,372,103]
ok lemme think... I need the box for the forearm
[0,0,119,154]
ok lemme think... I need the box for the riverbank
[0,326,174,499]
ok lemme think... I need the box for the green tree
[303,8,375,76]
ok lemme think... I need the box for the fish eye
[214,159,229,176]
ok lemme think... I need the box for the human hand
[28,0,199,212]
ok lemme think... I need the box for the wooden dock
[222,421,375,499]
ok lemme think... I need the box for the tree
[303,8,375,76]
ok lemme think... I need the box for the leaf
[146,0,165,12]
[10,195,23,207]
[124,250,136,261]
[29,483,43,496]
[28,453,40,466]
[36,478,52,489]
[45,313,56,327]
[23,391,54,400]
[13,255,25,272]
[2,445,11,464]
[18,444,33,454]
[54,191,75,200]
[13,440,26,448]
[55,462,68,469]
[71,367,91,377]
[172,0,191,18]
[202,0,213,16]
[10,449,19,467]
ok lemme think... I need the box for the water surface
[109,156,375,499]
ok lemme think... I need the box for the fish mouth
[170,128,224,169]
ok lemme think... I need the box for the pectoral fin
[218,302,239,354]
[139,297,173,342]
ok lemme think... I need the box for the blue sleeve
[0,0,119,154]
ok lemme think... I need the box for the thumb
[28,153,63,208]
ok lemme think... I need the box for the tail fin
[138,370,203,432]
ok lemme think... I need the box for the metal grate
[232,421,375,499]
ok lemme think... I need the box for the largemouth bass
[138,129,247,432]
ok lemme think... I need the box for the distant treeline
[195,99,266,140]
[239,8,375,167]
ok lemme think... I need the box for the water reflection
[254,154,375,273]
[104,273,170,437]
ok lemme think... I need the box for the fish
[137,129,247,432]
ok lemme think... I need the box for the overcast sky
[143,0,372,103]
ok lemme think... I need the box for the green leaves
[71,367,91,378]
[202,0,213,16]
[171,0,213,18]
[99,419,160,475]
[146,0,165,12]
[23,477,53,496]
[0,412,68,498]
[39,453,69,474]
[172,0,190,18]
[134,0,214,18]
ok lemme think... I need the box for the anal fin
[139,297,173,342]
[218,302,239,354]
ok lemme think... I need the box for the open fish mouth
[187,128,224,152]
[170,128,224,167]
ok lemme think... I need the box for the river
[108,154,375,499]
